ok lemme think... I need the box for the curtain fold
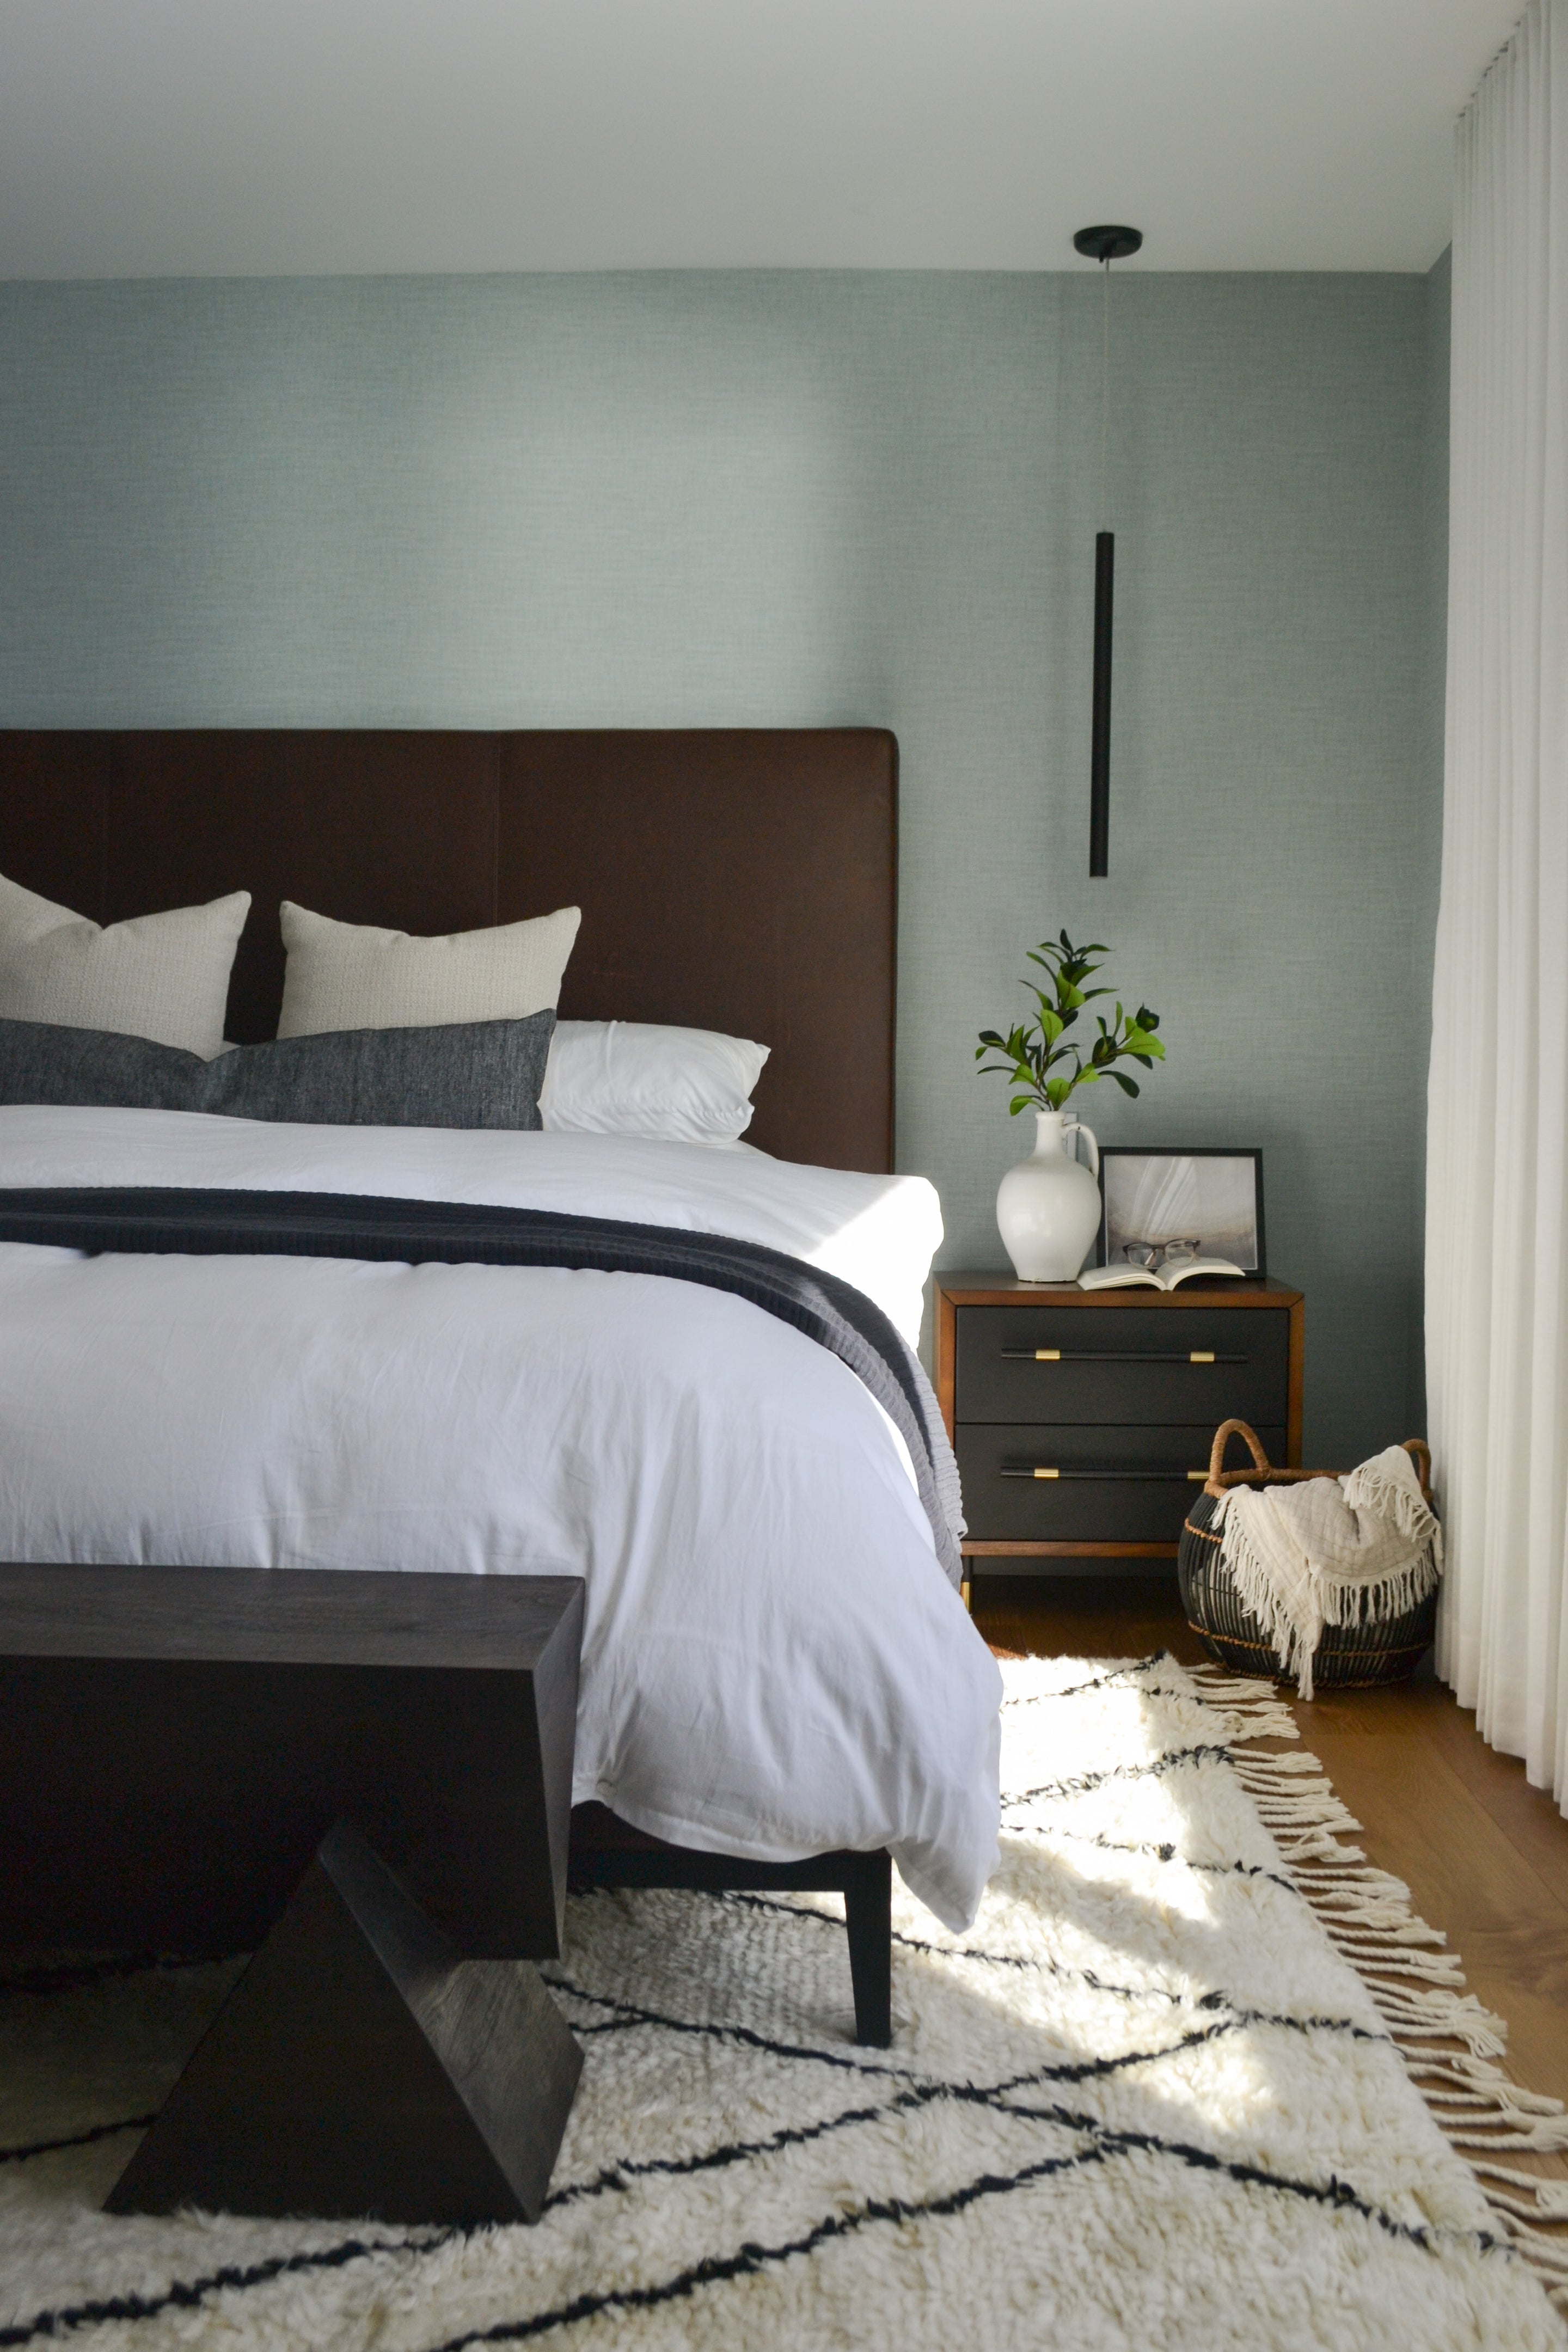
[1428,0,1568,1792]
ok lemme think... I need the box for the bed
[0,728,1002,2042]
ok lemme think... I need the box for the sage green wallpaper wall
[0,267,1447,1460]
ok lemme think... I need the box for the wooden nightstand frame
[934,1272,1304,1572]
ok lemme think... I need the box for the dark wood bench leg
[843,1851,892,2045]
[106,1819,581,2226]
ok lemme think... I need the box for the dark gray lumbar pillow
[0,1011,556,1131]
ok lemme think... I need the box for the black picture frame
[1097,1147,1266,1277]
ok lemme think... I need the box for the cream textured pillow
[277,901,582,1038]
[0,872,250,1059]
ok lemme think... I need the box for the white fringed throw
[1215,1445,1444,1700]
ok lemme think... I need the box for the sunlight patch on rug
[1,1655,1564,2351]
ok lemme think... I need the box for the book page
[1165,1259,1245,1288]
[1076,1264,1159,1291]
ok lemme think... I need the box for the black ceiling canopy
[1073,225,1143,263]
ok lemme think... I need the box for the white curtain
[1428,0,1568,1791]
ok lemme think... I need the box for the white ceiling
[0,0,1521,279]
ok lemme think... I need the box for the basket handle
[1202,1425,1437,1504]
[1403,1438,1434,1503]
[1206,1419,1272,1492]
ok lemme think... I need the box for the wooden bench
[0,1562,584,2224]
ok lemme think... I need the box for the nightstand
[934,1273,1303,1583]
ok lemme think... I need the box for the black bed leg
[843,1852,892,2045]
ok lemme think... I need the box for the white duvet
[0,1106,1001,1928]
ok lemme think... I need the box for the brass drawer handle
[1000,1467,1210,1483]
[999,1349,1245,1365]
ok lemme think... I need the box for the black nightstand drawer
[956,1422,1289,1543]
[954,1305,1288,1428]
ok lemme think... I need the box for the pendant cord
[1101,254,1110,534]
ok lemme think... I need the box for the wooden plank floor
[972,1572,1568,2140]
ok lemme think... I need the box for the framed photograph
[1097,1148,1266,1277]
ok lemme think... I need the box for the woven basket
[1178,1419,1438,1690]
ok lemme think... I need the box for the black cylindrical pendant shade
[1089,529,1114,876]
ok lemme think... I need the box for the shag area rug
[4,1655,1567,2351]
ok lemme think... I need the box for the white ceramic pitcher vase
[996,1108,1101,1282]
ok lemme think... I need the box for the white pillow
[540,1019,769,1145]
[277,901,581,1038]
[0,871,250,1059]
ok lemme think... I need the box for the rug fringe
[1191,1659,1568,2310]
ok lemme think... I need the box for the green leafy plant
[976,930,1165,1114]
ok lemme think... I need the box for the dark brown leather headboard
[0,729,897,1172]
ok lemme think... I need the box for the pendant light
[1073,224,1142,875]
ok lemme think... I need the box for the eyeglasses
[1120,1238,1202,1270]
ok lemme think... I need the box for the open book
[1078,1257,1246,1292]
